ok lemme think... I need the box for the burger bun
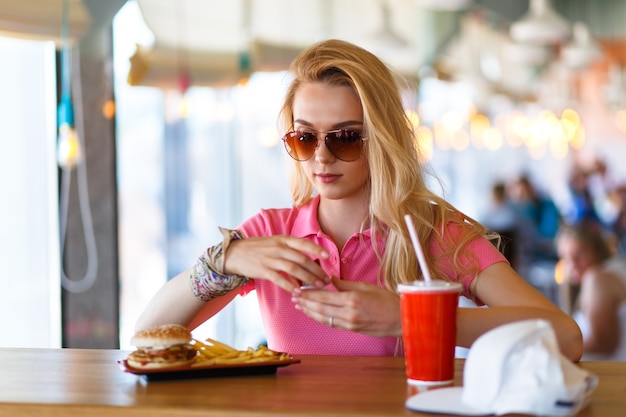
[127,324,197,370]
[131,323,192,349]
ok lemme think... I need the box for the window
[0,36,61,347]
[114,2,291,349]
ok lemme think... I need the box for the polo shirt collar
[291,195,373,239]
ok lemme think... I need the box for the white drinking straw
[404,214,433,284]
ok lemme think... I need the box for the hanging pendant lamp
[510,0,570,45]
[57,0,82,168]
[561,22,602,69]
[366,0,408,50]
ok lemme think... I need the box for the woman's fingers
[223,235,330,291]
[292,280,402,336]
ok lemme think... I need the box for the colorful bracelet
[189,227,248,301]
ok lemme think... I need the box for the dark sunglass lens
[326,130,363,161]
[283,131,317,161]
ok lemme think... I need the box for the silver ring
[328,316,334,328]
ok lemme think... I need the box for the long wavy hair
[279,39,491,293]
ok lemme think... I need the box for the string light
[617,109,626,134]
[424,105,584,159]
[416,126,434,162]
[102,99,116,119]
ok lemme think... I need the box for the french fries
[190,338,291,366]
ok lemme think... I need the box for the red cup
[398,280,462,387]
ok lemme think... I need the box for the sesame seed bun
[130,324,192,349]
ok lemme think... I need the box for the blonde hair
[279,39,490,292]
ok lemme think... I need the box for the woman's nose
[314,135,335,162]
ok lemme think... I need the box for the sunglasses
[282,129,367,162]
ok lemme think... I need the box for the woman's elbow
[559,318,584,362]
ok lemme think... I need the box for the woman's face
[292,82,369,202]
[556,235,598,284]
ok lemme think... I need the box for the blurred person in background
[508,175,562,258]
[586,158,621,228]
[480,181,530,270]
[584,158,626,254]
[614,185,626,254]
[564,164,603,227]
[556,221,626,361]
[507,175,562,302]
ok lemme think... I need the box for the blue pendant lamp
[57,0,82,169]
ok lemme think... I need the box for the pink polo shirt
[238,195,506,356]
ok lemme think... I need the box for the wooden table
[0,348,623,417]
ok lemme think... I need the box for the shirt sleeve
[431,221,508,305]
[234,208,298,296]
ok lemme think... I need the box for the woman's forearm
[457,306,583,362]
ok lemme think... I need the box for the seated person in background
[565,165,603,227]
[482,182,517,234]
[556,221,626,361]
[508,175,561,263]
[507,175,562,303]
[481,181,532,270]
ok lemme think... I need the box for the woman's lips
[316,173,341,183]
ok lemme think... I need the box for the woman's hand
[223,235,330,292]
[291,276,402,337]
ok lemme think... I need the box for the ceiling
[125,0,626,107]
[0,0,92,43]
[130,0,435,87]
[0,0,126,44]
[1,0,625,101]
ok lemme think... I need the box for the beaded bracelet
[189,227,248,301]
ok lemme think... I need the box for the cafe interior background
[1,0,626,350]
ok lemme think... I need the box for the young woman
[136,39,582,361]
[556,221,626,361]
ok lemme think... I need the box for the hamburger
[127,324,198,370]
